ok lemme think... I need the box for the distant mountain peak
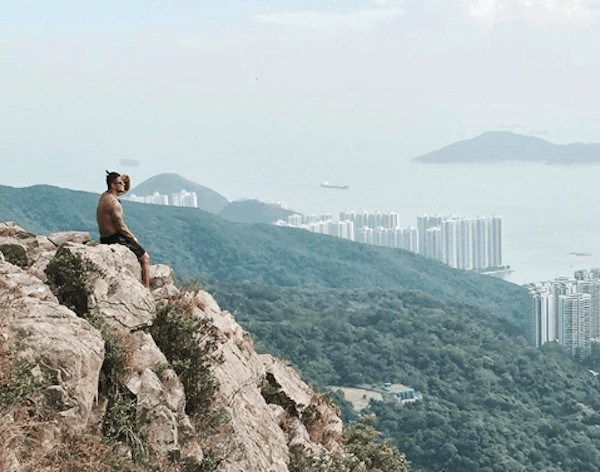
[129,173,228,214]
[413,131,600,165]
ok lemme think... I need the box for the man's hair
[106,171,121,189]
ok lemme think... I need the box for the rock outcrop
[0,222,344,471]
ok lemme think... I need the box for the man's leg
[140,252,150,288]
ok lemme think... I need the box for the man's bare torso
[96,191,121,237]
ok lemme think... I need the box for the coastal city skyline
[278,211,505,273]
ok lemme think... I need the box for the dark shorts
[100,232,146,259]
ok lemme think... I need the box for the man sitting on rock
[97,171,150,287]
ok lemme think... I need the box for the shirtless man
[97,171,150,287]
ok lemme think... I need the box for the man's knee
[140,252,150,264]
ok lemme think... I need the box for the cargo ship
[321,181,349,190]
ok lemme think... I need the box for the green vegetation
[148,296,222,418]
[0,243,29,268]
[0,357,55,406]
[208,280,600,472]
[45,246,98,316]
[218,199,294,224]
[288,416,410,472]
[103,385,150,464]
[343,416,410,472]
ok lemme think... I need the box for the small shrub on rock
[0,358,53,406]
[0,244,29,268]
[149,297,221,418]
[45,247,98,316]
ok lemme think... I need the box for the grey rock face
[0,225,346,470]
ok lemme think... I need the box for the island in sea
[412,131,600,165]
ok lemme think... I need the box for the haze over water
[224,159,600,286]
[4,1,600,288]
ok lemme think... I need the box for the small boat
[321,181,349,190]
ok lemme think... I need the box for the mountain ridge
[129,173,229,214]
[413,131,600,164]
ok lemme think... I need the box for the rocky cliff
[0,222,345,471]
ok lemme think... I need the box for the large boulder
[58,243,155,329]
[1,262,105,431]
[0,222,59,279]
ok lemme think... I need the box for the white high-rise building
[558,293,592,359]
[577,279,600,339]
[373,226,392,247]
[356,227,374,245]
[530,286,555,348]
[472,217,489,270]
[127,194,146,203]
[287,214,303,226]
[417,215,442,256]
[528,274,600,359]
[145,192,169,205]
[456,218,474,270]
[425,227,441,261]
[171,190,198,208]
[488,215,502,268]
[441,218,458,268]
[404,227,418,252]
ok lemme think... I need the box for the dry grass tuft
[0,408,152,472]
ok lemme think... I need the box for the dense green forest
[0,184,528,332]
[206,280,600,472]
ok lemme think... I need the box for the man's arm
[110,200,137,240]
[122,174,131,192]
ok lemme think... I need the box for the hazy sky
[2,0,600,199]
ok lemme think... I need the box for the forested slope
[208,280,600,472]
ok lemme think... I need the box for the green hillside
[207,280,600,472]
[0,184,528,332]
[218,199,296,224]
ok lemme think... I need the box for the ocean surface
[223,160,600,286]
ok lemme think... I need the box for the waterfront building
[441,218,458,268]
[279,210,504,274]
[456,218,474,270]
[287,214,303,226]
[472,217,489,270]
[488,215,503,268]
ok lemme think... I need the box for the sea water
[221,160,600,286]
